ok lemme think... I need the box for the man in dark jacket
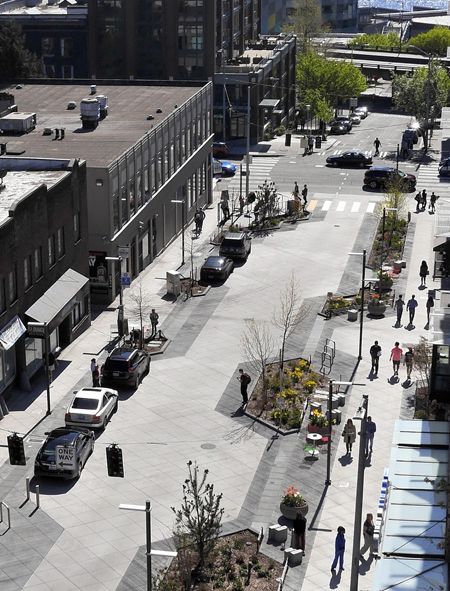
[369,340,381,374]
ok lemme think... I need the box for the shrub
[233,537,245,550]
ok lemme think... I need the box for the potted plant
[367,293,387,317]
[280,485,308,519]
[307,409,332,435]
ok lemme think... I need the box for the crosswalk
[308,199,377,215]
[417,162,450,198]
[226,157,279,192]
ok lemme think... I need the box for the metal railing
[0,501,11,531]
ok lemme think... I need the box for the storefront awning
[433,234,450,252]
[259,98,280,109]
[0,315,26,350]
[26,268,89,326]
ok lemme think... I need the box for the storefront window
[0,347,16,393]
[24,336,43,377]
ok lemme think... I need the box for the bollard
[25,477,30,502]
[35,484,40,509]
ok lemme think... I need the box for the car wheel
[333,161,338,167]
[76,460,83,479]
[369,180,378,190]
[134,374,139,389]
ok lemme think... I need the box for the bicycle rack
[320,339,336,375]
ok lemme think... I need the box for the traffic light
[7,433,26,466]
[106,444,124,478]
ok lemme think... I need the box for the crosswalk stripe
[351,202,361,212]
[366,202,376,213]
[336,201,346,212]
[322,200,332,211]
[308,200,318,211]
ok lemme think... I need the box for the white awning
[0,315,26,350]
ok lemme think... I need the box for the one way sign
[56,445,76,470]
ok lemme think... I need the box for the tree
[413,336,433,390]
[283,0,324,51]
[408,27,450,57]
[241,319,274,407]
[172,461,224,576]
[128,279,152,348]
[348,32,400,50]
[0,21,42,81]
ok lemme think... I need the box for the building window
[57,227,65,258]
[23,256,32,290]
[0,279,5,314]
[61,65,74,79]
[72,297,86,327]
[34,247,43,280]
[112,193,119,233]
[60,37,73,58]
[48,235,56,267]
[42,37,55,57]
[73,212,81,242]
[8,268,17,304]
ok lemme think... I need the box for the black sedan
[326,150,373,168]
[329,122,348,135]
[34,427,95,480]
[200,256,234,283]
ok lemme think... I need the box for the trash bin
[285,133,292,147]
[315,136,322,149]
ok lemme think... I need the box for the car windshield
[205,257,224,268]
[42,432,77,456]
[222,239,241,247]
[72,397,99,410]
[104,359,129,371]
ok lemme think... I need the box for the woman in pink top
[390,342,403,375]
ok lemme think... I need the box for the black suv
[363,166,416,191]
[101,347,150,388]
[219,232,252,260]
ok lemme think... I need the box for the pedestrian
[426,293,434,325]
[406,294,418,326]
[365,417,376,455]
[419,261,429,286]
[414,192,421,213]
[421,189,427,211]
[307,135,314,155]
[360,513,376,557]
[47,351,56,383]
[291,513,306,552]
[239,195,245,214]
[237,368,251,405]
[369,340,381,374]
[220,198,230,220]
[390,342,403,375]
[394,294,405,326]
[373,137,381,155]
[293,181,299,199]
[150,309,159,337]
[342,418,356,455]
[429,192,438,213]
[194,208,205,235]
[90,358,100,387]
[331,526,346,572]
[404,346,414,380]
[301,184,308,206]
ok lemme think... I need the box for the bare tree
[128,279,152,348]
[241,319,275,406]
[414,336,433,390]
[273,273,307,367]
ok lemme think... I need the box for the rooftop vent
[156,108,162,113]
[67,101,77,110]
[90,84,97,95]
[146,115,154,120]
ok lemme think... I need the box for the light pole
[105,255,124,336]
[379,207,398,296]
[325,381,366,486]
[408,45,434,151]
[27,321,51,415]
[119,501,177,591]
[350,394,369,591]
[245,83,251,200]
[171,199,186,266]
[349,250,367,360]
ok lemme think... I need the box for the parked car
[326,150,372,168]
[329,122,348,135]
[354,107,369,119]
[101,347,151,389]
[34,427,95,480]
[349,113,361,125]
[439,156,450,176]
[330,116,352,131]
[212,158,237,177]
[200,256,234,283]
[219,232,252,260]
[363,166,416,191]
[213,142,230,158]
[65,387,119,430]
[403,128,419,145]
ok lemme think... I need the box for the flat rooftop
[0,83,206,168]
[0,169,68,224]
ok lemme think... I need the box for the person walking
[415,192,422,213]
[293,181,299,199]
[331,526,346,571]
[365,416,376,455]
[404,347,414,380]
[421,189,427,211]
[373,137,381,156]
[307,135,314,155]
[390,342,403,375]
[429,192,438,213]
[292,513,306,552]
[369,340,381,374]
[394,295,405,326]
[220,198,230,221]
[150,309,159,338]
[342,418,357,455]
[426,293,434,325]
[419,261,429,287]
[302,184,308,206]
[90,358,100,387]
[194,208,205,236]
[407,294,418,326]
[360,514,376,557]
[47,351,56,383]
[237,368,251,405]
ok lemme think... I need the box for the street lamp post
[105,255,124,336]
[171,199,186,266]
[349,250,367,360]
[245,84,251,200]
[119,501,177,591]
[350,394,369,591]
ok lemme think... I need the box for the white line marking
[336,201,346,212]
[322,200,332,211]
[351,202,361,212]
[366,202,376,213]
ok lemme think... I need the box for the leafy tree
[283,0,324,51]
[348,32,400,50]
[408,27,450,57]
[0,21,41,81]
[172,461,224,576]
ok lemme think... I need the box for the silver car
[65,387,119,429]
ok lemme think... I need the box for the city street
[0,111,445,591]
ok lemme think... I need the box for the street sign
[118,246,130,258]
[121,272,131,286]
[27,322,47,338]
[56,445,76,470]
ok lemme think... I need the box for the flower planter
[280,502,309,519]
[307,423,330,436]
[367,303,387,316]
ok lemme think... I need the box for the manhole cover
[201,443,216,450]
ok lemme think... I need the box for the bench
[268,524,288,544]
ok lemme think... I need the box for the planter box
[280,502,309,519]
[367,303,387,316]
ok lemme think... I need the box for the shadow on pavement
[329,568,343,589]
[29,475,77,496]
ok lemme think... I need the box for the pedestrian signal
[106,444,124,478]
[7,433,26,466]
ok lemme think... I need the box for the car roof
[367,166,395,172]
[109,347,137,360]
[46,428,83,445]
[205,256,227,266]
[222,232,246,240]
[75,388,115,401]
